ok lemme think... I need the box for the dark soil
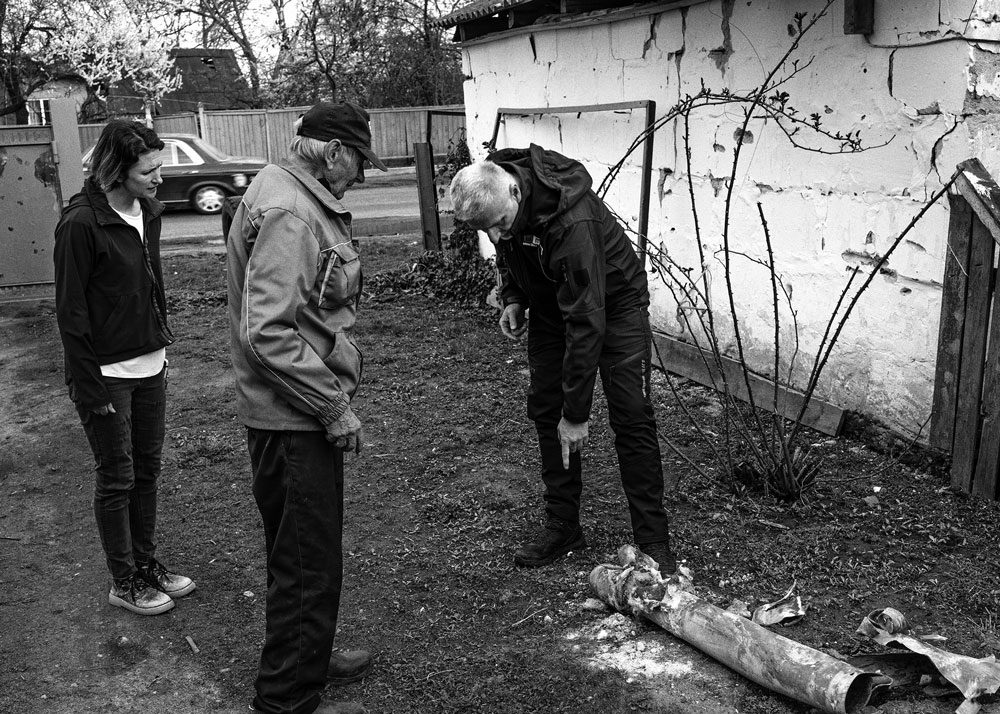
[1,237,999,714]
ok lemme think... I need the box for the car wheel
[192,186,227,214]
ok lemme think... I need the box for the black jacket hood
[488,144,592,233]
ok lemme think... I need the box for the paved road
[162,167,453,248]
[0,168,453,298]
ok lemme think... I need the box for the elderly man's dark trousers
[526,308,669,546]
[247,429,344,714]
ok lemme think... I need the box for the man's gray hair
[289,133,329,169]
[449,161,510,224]
[287,117,361,170]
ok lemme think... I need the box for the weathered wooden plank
[652,331,845,437]
[510,0,556,27]
[931,192,974,450]
[154,113,198,135]
[950,217,995,493]
[203,110,269,160]
[972,292,1000,499]
[267,110,298,163]
[954,158,1000,247]
[457,15,511,42]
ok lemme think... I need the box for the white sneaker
[139,558,196,598]
[109,574,175,615]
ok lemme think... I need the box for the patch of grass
[358,234,424,274]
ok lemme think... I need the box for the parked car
[82,133,268,214]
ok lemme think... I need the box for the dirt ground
[2,239,999,714]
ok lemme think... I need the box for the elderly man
[227,101,387,714]
[449,144,676,574]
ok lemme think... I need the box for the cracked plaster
[458,0,1000,436]
[890,41,972,115]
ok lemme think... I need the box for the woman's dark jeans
[74,367,166,581]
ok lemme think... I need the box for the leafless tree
[1,0,57,121]
[599,1,946,504]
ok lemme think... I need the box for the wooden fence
[79,105,466,165]
[931,158,1000,500]
[78,114,199,154]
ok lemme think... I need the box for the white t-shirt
[101,203,167,379]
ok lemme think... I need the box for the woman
[54,120,195,616]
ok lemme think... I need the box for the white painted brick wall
[458,0,1000,439]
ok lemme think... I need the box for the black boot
[639,540,676,574]
[514,518,586,567]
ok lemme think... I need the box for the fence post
[414,142,441,251]
[49,98,84,207]
[264,110,273,163]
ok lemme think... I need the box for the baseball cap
[297,101,388,172]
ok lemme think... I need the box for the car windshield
[186,136,231,161]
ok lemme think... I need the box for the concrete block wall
[458,0,1000,439]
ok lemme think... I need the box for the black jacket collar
[83,177,165,225]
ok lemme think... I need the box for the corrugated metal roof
[432,0,535,28]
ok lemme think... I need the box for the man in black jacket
[449,144,676,573]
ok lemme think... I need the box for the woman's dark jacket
[488,144,651,424]
[53,178,173,410]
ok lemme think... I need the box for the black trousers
[75,367,166,580]
[526,307,669,545]
[247,428,344,714]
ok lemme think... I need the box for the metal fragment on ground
[590,545,889,714]
[751,580,807,626]
[857,607,1000,714]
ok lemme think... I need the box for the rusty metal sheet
[0,127,61,286]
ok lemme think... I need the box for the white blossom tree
[1,0,180,122]
[42,2,182,108]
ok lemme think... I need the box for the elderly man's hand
[499,303,527,340]
[325,405,364,453]
[557,417,589,469]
